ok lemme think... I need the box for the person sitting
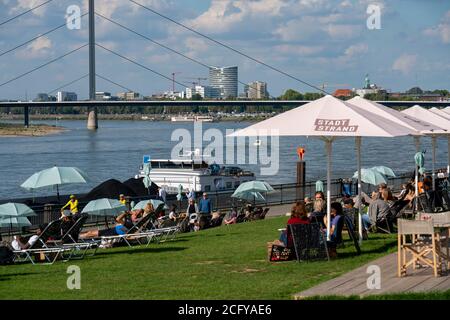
[57,211,75,241]
[304,197,313,213]
[186,198,199,232]
[342,197,357,225]
[224,207,238,225]
[279,202,310,248]
[186,198,198,217]
[11,224,47,250]
[324,202,344,257]
[168,204,178,222]
[79,211,132,239]
[209,212,223,227]
[309,191,326,226]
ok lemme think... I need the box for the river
[0,119,448,199]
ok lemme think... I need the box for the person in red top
[281,201,310,248]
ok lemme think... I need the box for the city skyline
[0,0,450,100]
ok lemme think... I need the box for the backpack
[0,246,14,265]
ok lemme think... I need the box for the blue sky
[0,0,449,100]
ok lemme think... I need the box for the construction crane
[171,72,182,92]
[184,77,208,86]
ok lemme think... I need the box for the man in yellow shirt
[119,194,127,205]
[61,195,79,216]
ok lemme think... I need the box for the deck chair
[397,219,443,277]
[337,214,361,255]
[259,208,270,220]
[368,202,395,234]
[13,220,76,265]
[100,203,166,247]
[439,190,450,211]
[289,223,329,262]
[47,214,99,258]
[151,225,180,243]
[418,192,435,213]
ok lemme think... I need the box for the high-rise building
[186,85,221,99]
[95,91,111,101]
[57,91,77,102]
[244,81,269,99]
[117,91,141,100]
[209,66,238,99]
[35,93,49,102]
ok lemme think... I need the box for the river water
[0,120,448,199]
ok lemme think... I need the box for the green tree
[279,89,303,100]
[191,93,203,101]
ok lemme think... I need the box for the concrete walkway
[294,252,450,299]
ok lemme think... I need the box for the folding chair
[368,202,395,234]
[289,223,329,262]
[12,220,81,264]
[397,219,443,277]
[259,208,270,220]
[99,203,167,247]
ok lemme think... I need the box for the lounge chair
[100,203,166,247]
[47,214,99,258]
[13,220,86,265]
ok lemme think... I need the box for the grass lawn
[0,216,400,300]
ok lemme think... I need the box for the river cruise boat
[138,157,255,194]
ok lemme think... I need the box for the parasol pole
[325,138,332,241]
[432,135,437,191]
[414,136,420,213]
[356,136,363,244]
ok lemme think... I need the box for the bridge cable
[0,0,55,27]
[96,73,135,92]
[95,43,191,88]
[95,12,275,99]
[0,13,88,58]
[47,74,89,95]
[128,0,329,95]
[0,43,88,88]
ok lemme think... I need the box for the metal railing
[0,172,414,235]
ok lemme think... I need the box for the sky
[0,0,449,100]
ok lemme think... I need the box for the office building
[244,81,269,99]
[186,85,221,99]
[35,93,49,102]
[57,91,77,102]
[117,91,141,100]
[209,66,238,99]
[95,91,111,101]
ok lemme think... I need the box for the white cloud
[9,0,47,17]
[392,54,417,75]
[344,43,368,57]
[185,0,289,34]
[16,36,52,59]
[184,37,208,53]
[275,44,324,56]
[423,10,450,44]
[81,0,168,18]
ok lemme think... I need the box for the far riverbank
[0,123,65,137]
[0,113,269,122]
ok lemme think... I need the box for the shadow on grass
[0,272,35,281]
[337,241,396,259]
[90,246,188,259]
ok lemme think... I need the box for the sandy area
[0,123,66,137]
